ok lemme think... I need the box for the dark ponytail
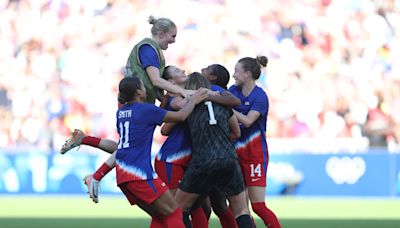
[209,64,230,90]
[118,76,142,104]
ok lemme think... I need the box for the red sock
[150,216,165,228]
[215,208,237,228]
[203,206,211,220]
[251,202,281,228]
[93,163,112,181]
[82,136,101,148]
[191,207,208,228]
[166,208,185,228]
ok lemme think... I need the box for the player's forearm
[233,110,252,128]
[153,77,184,95]
[230,132,240,141]
[171,96,189,110]
[147,67,184,95]
[163,100,195,122]
[163,89,208,122]
[161,123,177,136]
[229,115,241,141]
[208,92,241,107]
[175,100,196,121]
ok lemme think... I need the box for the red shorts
[239,160,267,187]
[118,178,168,205]
[154,160,186,189]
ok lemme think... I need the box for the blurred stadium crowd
[0,0,399,152]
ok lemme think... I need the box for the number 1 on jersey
[204,101,217,125]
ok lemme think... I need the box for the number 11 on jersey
[204,101,217,125]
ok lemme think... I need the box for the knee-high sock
[190,207,208,228]
[93,163,112,181]
[166,208,185,228]
[183,211,192,228]
[236,214,254,228]
[251,202,281,228]
[214,208,237,228]
[82,136,101,147]
[150,216,165,228]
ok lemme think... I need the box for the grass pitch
[0,195,399,227]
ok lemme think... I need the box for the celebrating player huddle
[60,16,280,228]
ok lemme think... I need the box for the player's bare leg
[96,138,117,154]
[210,191,238,228]
[227,191,253,228]
[60,129,117,154]
[150,190,185,228]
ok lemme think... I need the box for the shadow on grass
[1,218,399,228]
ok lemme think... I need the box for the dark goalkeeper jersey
[187,101,237,164]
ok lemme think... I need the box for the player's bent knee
[230,204,250,218]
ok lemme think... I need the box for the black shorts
[179,158,245,197]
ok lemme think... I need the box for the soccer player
[200,64,243,228]
[124,15,194,103]
[155,66,209,228]
[69,66,238,227]
[87,76,207,227]
[58,64,239,159]
[175,72,254,228]
[157,66,240,228]
[201,64,231,90]
[59,15,194,155]
[229,56,281,228]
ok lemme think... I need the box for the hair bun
[256,55,268,67]
[148,15,157,25]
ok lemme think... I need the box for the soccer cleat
[83,174,100,203]
[60,129,85,154]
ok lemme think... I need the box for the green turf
[0,218,399,228]
[1,195,400,228]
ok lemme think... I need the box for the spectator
[1,0,400,152]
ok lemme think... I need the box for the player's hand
[205,88,219,96]
[181,89,196,98]
[189,88,209,104]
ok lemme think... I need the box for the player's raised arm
[208,90,241,107]
[146,66,195,98]
[163,89,208,122]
